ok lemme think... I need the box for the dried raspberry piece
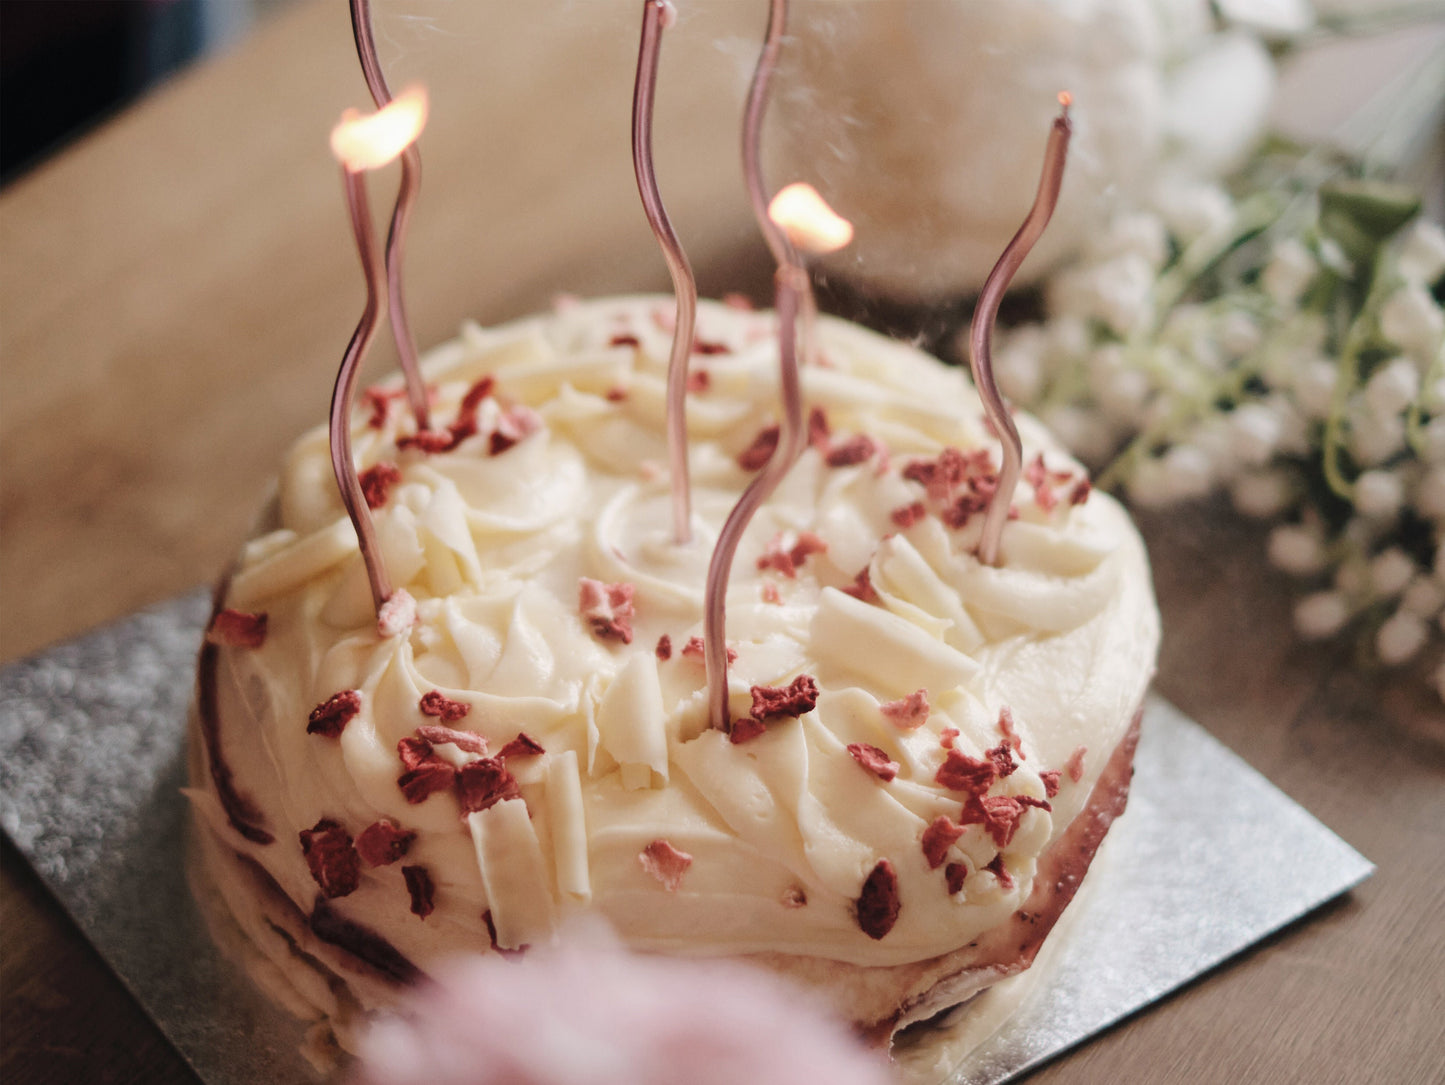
[686,369,711,393]
[757,535,797,578]
[902,447,981,502]
[397,428,459,454]
[881,690,929,730]
[403,865,435,918]
[398,761,456,805]
[855,859,900,940]
[984,852,1015,890]
[489,406,539,456]
[728,716,768,745]
[498,733,545,759]
[609,333,641,348]
[419,690,471,722]
[935,749,996,795]
[944,862,968,895]
[299,819,361,899]
[578,578,636,644]
[694,339,731,355]
[788,531,828,568]
[397,736,436,772]
[360,462,403,510]
[605,385,629,402]
[207,608,267,649]
[1039,770,1061,798]
[965,795,1025,849]
[940,728,959,749]
[750,675,819,721]
[377,589,417,637]
[890,501,927,529]
[681,636,736,664]
[362,385,402,429]
[416,725,487,756]
[639,839,693,892]
[455,758,520,815]
[986,742,1018,779]
[737,425,779,471]
[920,816,965,869]
[356,819,416,866]
[807,407,830,452]
[307,690,361,738]
[782,886,808,908]
[481,909,526,958]
[842,565,878,603]
[655,634,672,661]
[997,706,1024,758]
[847,743,899,782]
[1017,796,1052,812]
[762,582,782,605]
[1066,746,1087,782]
[1069,478,1092,505]
[825,434,876,468]
[446,376,497,444]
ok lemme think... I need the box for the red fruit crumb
[416,725,488,756]
[694,339,731,355]
[655,634,672,661]
[681,636,736,664]
[398,761,457,805]
[419,691,471,722]
[359,462,403,509]
[902,447,972,502]
[578,578,636,644]
[825,435,876,468]
[356,819,416,866]
[762,582,782,604]
[609,334,641,348]
[1066,746,1087,783]
[397,736,436,772]
[842,565,878,603]
[935,749,996,796]
[789,531,828,567]
[750,674,820,721]
[985,853,1015,890]
[639,839,693,891]
[997,706,1024,759]
[921,816,965,869]
[498,733,545,759]
[403,865,435,918]
[965,795,1025,849]
[945,862,969,895]
[728,716,768,745]
[299,819,361,899]
[847,743,899,782]
[397,428,459,454]
[1069,478,1092,505]
[686,369,711,393]
[605,386,629,402]
[489,406,539,456]
[1017,796,1052,812]
[940,728,960,749]
[482,909,526,959]
[455,758,520,815]
[737,425,780,471]
[782,886,808,908]
[722,292,753,310]
[807,407,831,452]
[855,859,900,940]
[363,385,402,429]
[757,535,798,578]
[986,742,1018,779]
[890,501,927,529]
[1040,770,1061,798]
[207,609,267,649]
[881,690,930,730]
[307,690,361,738]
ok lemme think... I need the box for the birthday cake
[187,294,1158,1068]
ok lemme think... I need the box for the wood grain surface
[2,2,1442,1083]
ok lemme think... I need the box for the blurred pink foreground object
[351,921,895,1085]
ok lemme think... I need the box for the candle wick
[969,97,1072,567]
[332,165,396,616]
[351,0,430,432]
[632,0,698,547]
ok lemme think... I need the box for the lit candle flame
[330,85,429,172]
[767,183,853,255]
[1058,90,1072,110]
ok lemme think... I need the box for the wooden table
[2,2,1441,1082]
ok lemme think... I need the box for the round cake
[187,295,1158,1065]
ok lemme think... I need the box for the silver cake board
[0,591,1374,1084]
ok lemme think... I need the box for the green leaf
[1318,179,1421,265]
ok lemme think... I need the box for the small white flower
[1294,591,1350,639]
[1363,356,1420,419]
[1045,314,1092,361]
[1354,469,1404,520]
[1229,403,1281,466]
[1091,211,1170,269]
[1379,283,1445,362]
[1290,357,1338,420]
[1335,558,1367,595]
[1162,305,1222,371]
[1348,405,1405,467]
[1417,466,1445,520]
[1160,444,1214,500]
[1219,310,1262,358]
[1191,416,1238,478]
[1231,470,1293,518]
[1090,254,1157,338]
[1268,523,1326,575]
[1040,405,1114,465]
[1152,178,1234,244]
[1266,394,1311,456]
[1262,237,1317,306]
[1126,457,1173,508]
[1370,548,1417,597]
[1376,609,1428,666]
[1402,576,1445,619]
[996,338,1046,404]
[1397,218,1445,286]
[1097,367,1152,423]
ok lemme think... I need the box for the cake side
[188,295,1159,1046]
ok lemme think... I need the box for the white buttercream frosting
[198,296,1157,986]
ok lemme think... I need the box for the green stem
[1407,336,1445,454]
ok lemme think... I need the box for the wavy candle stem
[970,94,1072,567]
[351,0,429,432]
[705,265,807,733]
[632,0,698,546]
[742,0,792,270]
[331,166,395,615]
